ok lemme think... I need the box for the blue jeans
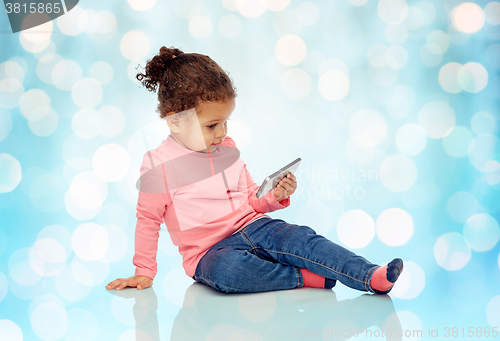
[193,216,380,294]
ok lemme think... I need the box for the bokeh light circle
[380,154,417,192]
[28,106,59,137]
[30,302,69,340]
[391,261,425,299]
[280,68,311,99]
[451,2,485,34]
[426,30,449,54]
[0,153,22,193]
[273,9,302,36]
[98,106,125,137]
[0,320,23,341]
[296,2,319,25]
[336,210,375,248]
[384,23,408,45]
[71,78,103,109]
[420,44,443,67]
[0,78,24,110]
[237,0,266,18]
[377,0,408,24]
[385,45,408,69]
[128,0,156,11]
[120,31,151,61]
[404,5,426,30]
[57,6,87,36]
[8,247,42,286]
[348,109,387,147]
[486,295,500,328]
[32,237,67,277]
[189,15,212,39]
[72,222,109,261]
[318,70,350,101]
[468,134,500,172]
[485,2,500,25]
[264,0,290,11]
[442,126,475,158]
[275,35,307,66]
[36,53,63,85]
[446,191,479,223]
[418,100,456,138]
[463,213,500,252]
[0,60,24,82]
[387,85,415,119]
[395,123,427,155]
[471,111,497,135]
[439,62,463,93]
[218,14,242,38]
[20,22,52,53]
[72,108,102,139]
[63,308,98,341]
[89,61,114,85]
[29,173,66,212]
[375,208,414,246]
[20,88,50,120]
[434,232,471,271]
[52,60,83,91]
[458,62,488,93]
[66,171,108,213]
[485,44,500,68]
[0,272,7,303]
[92,144,130,182]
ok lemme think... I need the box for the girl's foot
[369,258,403,294]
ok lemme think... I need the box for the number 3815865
[5,3,62,14]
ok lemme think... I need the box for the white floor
[109,282,406,341]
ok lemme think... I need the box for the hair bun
[159,46,184,63]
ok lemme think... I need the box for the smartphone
[256,158,302,199]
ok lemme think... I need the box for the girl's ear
[166,114,182,133]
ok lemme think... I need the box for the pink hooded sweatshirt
[133,135,290,280]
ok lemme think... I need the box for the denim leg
[193,229,304,293]
[242,217,379,293]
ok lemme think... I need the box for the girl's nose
[216,126,227,138]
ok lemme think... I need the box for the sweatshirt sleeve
[224,136,290,212]
[132,150,172,281]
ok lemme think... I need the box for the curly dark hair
[136,46,237,119]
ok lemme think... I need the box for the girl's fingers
[106,276,151,290]
[116,277,137,290]
[106,279,123,289]
[279,180,294,192]
[116,280,129,290]
[137,279,151,290]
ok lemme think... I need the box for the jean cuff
[365,265,380,294]
[294,266,302,288]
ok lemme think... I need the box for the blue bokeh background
[0,0,499,339]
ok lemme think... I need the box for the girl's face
[167,99,235,153]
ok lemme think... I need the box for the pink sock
[369,258,404,293]
[301,268,325,288]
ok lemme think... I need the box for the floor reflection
[110,283,402,340]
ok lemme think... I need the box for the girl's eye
[207,118,230,129]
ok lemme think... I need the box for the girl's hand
[105,275,153,291]
[273,173,297,202]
